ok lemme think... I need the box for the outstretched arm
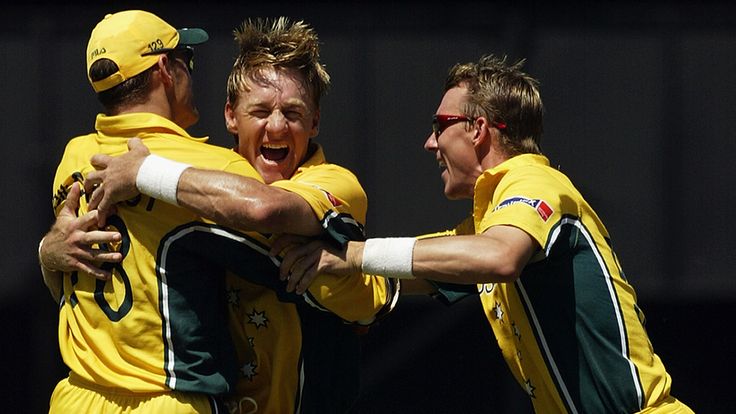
[277,225,538,293]
[39,182,122,302]
[86,138,321,235]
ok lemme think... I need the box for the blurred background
[3,1,735,412]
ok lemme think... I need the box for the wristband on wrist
[361,237,416,279]
[135,154,191,206]
[38,237,48,268]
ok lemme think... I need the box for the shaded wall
[2,2,734,412]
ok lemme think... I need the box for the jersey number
[94,215,134,322]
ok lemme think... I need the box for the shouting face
[225,67,319,184]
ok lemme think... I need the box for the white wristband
[38,237,50,270]
[135,154,191,206]
[361,237,416,279]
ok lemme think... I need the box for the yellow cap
[86,10,208,92]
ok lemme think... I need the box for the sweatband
[38,237,50,270]
[135,154,191,206]
[361,237,416,279]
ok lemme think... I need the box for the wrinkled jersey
[224,144,399,413]
[52,113,262,395]
[472,154,687,413]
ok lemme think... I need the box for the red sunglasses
[432,114,506,138]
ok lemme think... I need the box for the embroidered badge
[494,196,554,222]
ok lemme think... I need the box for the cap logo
[90,47,107,59]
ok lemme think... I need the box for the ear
[156,55,175,86]
[472,117,491,147]
[224,100,238,134]
[309,108,321,138]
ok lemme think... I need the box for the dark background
[2,1,734,412]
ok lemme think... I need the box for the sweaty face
[225,67,319,184]
[423,86,481,200]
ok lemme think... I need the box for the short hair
[226,17,331,110]
[89,58,153,113]
[445,55,544,156]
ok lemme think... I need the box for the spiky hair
[226,17,330,108]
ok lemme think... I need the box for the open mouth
[261,143,289,162]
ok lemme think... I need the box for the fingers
[128,137,150,155]
[84,170,104,195]
[60,182,82,217]
[73,258,114,281]
[287,252,321,294]
[71,209,99,231]
[90,153,113,170]
[82,228,122,246]
[270,234,310,257]
[294,267,319,295]
[279,240,329,294]
[87,185,102,213]
[86,186,113,227]
[66,242,122,280]
[278,240,317,280]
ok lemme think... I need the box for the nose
[265,111,288,134]
[423,131,438,152]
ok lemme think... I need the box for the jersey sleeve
[274,163,398,324]
[271,164,367,245]
[476,165,568,250]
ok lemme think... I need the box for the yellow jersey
[51,113,262,397]
[224,143,399,413]
[471,154,692,413]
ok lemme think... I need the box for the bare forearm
[340,228,535,284]
[177,169,322,235]
[411,236,522,283]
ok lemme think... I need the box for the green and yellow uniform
[225,144,399,413]
[438,154,692,413]
[49,113,262,413]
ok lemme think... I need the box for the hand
[40,182,123,280]
[86,137,150,226]
[273,235,364,294]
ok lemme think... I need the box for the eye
[250,110,270,119]
[284,110,303,121]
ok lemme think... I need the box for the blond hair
[446,55,544,155]
[226,17,330,109]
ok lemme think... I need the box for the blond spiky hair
[226,17,330,108]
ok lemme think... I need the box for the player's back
[51,113,263,395]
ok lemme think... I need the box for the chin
[443,184,472,200]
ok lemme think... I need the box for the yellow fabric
[471,154,692,413]
[49,375,218,414]
[51,113,262,407]
[224,143,395,413]
[86,10,181,92]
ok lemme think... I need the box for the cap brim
[178,28,209,46]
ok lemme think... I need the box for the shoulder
[295,162,362,187]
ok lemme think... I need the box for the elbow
[241,200,284,232]
[493,261,522,283]
[478,252,523,283]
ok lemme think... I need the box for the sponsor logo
[494,196,553,222]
